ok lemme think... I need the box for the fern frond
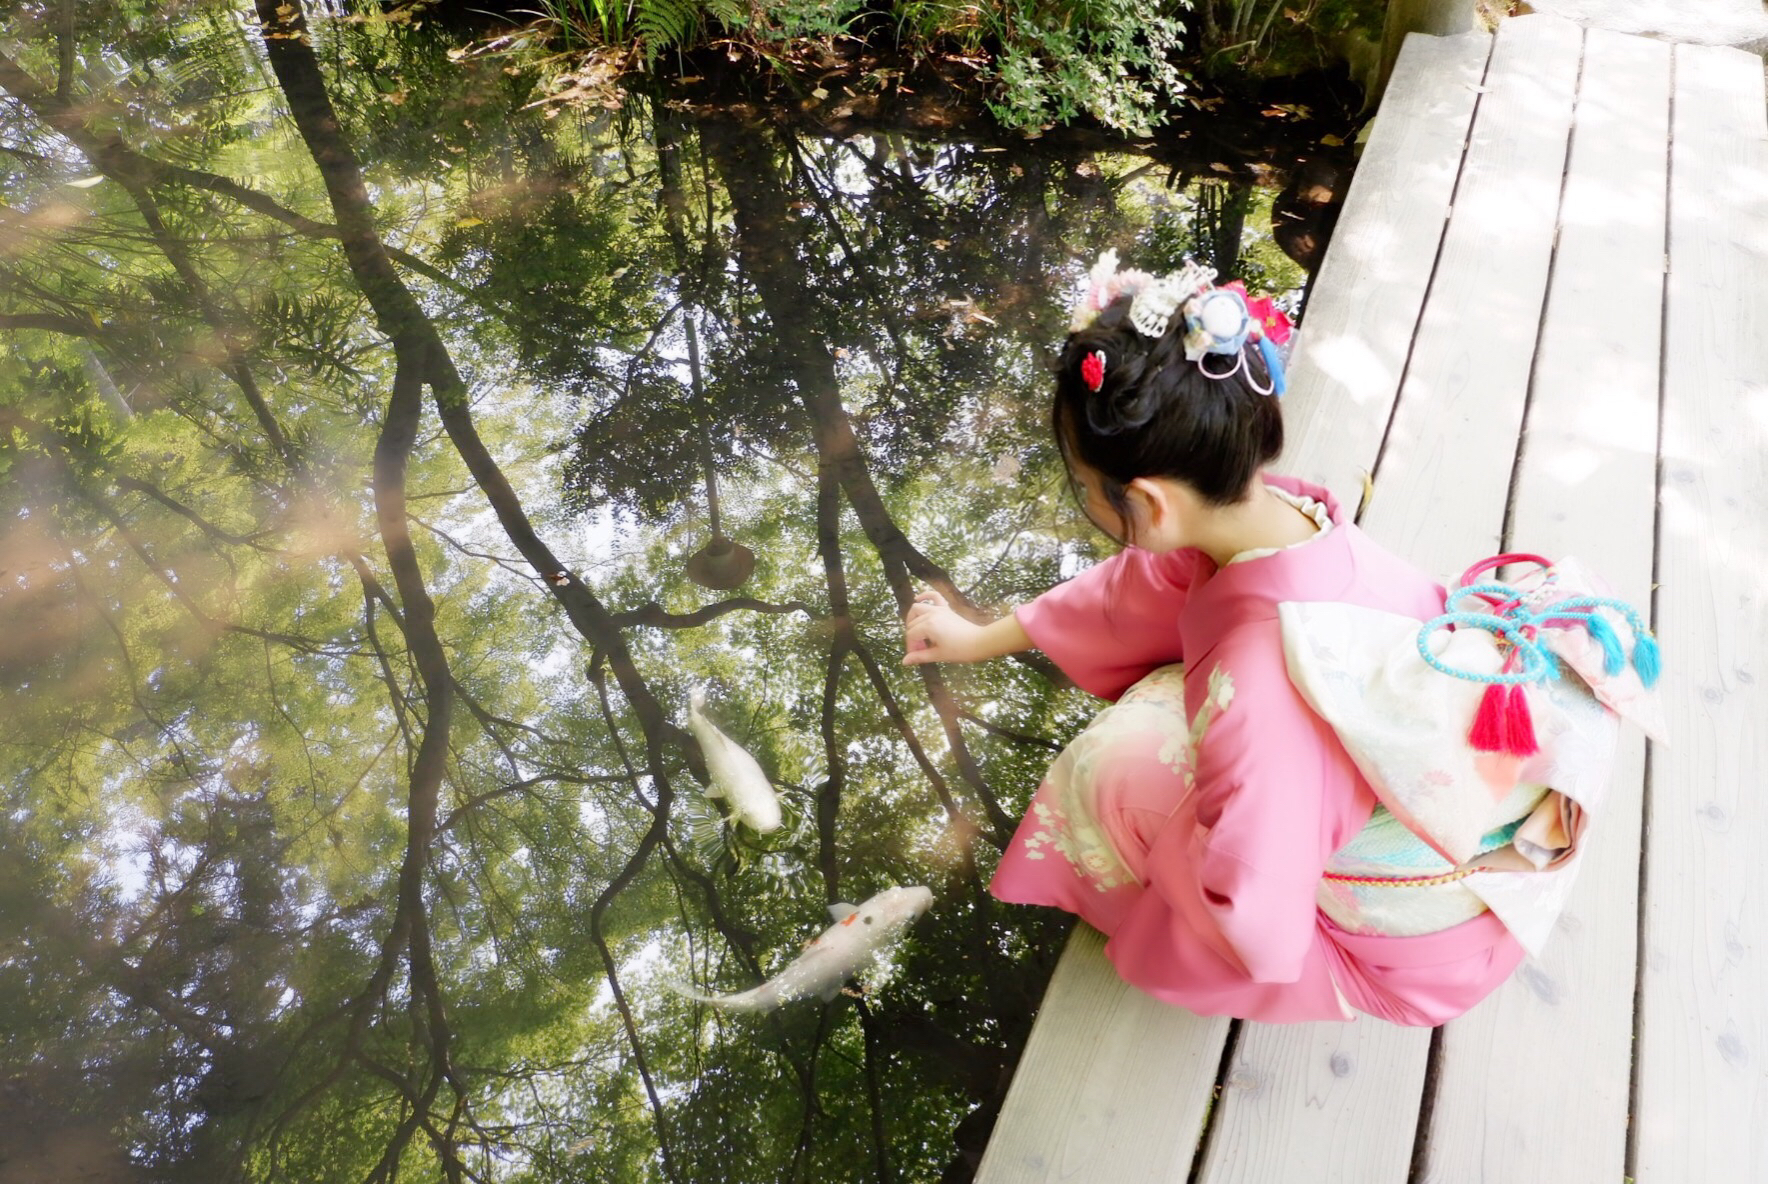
[633,0,702,62]
[701,0,744,33]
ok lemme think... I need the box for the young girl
[901,256,1537,1026]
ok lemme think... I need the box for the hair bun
[1084,382,1162,436]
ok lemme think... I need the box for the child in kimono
[900,256,1535,1026]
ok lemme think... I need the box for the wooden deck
[977,15,1768,1183]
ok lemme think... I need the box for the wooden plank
[1634,41,1768,1184]
[1280,29,1493,509]
[1418,28,1669,1184]
[974,924,1230,1183]
[979,30,1496,1178]
[1199,15,1586,1184]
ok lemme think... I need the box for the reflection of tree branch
[240,4,488,1158]
[0,310,97,335]
[409,513,543,583]
[110,472,279,550]
[813,466,851,903]
[151,160,477,302]
[585,660,684,1184]
[351,555,422,760]
[845,638,985,844]
[611,596,815,630]
[957,709,1063,753]
[435,772,628,834]
[853,998,897,1184]
[0,414,343,659]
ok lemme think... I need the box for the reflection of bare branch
[409,513,540,582]
[352,555,422,759]
[845,637,990,844]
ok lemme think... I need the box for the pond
[0,5,1328,1181]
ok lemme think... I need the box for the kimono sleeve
[1176,636,1338,984]
[1013,547,1200,700]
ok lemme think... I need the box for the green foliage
[529,0,1195,137]
[983,0,1194,137]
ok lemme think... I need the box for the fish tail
[664,977,768,1011]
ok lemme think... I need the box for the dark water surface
[0,4,1313,1181]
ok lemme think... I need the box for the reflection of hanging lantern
[681,311,754,592]
[685,534,754,591]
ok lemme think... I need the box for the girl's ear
[1124,476,1173,536]
[1123,476,1196,552]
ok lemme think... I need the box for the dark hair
[1054,292,1283,532]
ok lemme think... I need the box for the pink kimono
[991,474,1525,1026]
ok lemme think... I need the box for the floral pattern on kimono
[1018,665,1235,893]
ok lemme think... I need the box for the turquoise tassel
[1632,631,1661,689]
[1586,613,1627,677]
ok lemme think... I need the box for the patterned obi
[1317,788,1547,937]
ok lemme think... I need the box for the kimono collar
[1178,473,1361,665]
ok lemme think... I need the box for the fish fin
[701,780,725,799]
[827,902,859,923]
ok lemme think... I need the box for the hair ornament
[1129,260,1216,338]
[1080,349,1106,391]
[1181,284,1259,357]
[1070,249,1155,332]
[1068,250,1291,396]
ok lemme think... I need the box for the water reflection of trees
[0,5,1300,1181]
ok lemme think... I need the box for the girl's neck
[1189,481,1322,568]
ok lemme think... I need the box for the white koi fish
[686,687,782,833]
[678,886,934,1011]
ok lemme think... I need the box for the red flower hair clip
[1080,350,1106,392]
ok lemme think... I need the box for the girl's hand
[902,590,1031,666]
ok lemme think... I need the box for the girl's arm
[901,590,1030,665]
[899,547,1199,695]
[1012,547,1198,699]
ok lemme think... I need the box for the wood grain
[1634,40,1768,1184]
[974,924,1230,1183]
[1280,29,1493,510]
[1418,27,1669,1184]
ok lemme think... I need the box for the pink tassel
[1503,683,1539,757]
[1469,683,1509,752]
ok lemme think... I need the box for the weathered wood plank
[1199,15,1585,1184]
[1634,40,1768,1183]
[1418,27,1669,1184]
[974,925,1229,1183]
[1280,28,1492,509]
